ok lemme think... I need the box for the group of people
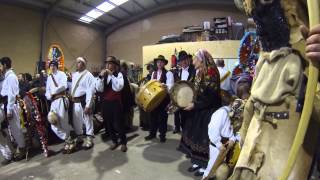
[0,55,137,166]
[1,0,320,179]
[137,2,320,178]
[137,49,245,179]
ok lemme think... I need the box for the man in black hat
[173,51,196,134]
[145,55,174,143]
[96,56,127,152]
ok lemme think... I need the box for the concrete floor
[0,110,201,180]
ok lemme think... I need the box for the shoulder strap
[50,74,58,87]
[71,70,88,97]
[220,71,231,83]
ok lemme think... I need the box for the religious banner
[46,44,65,71]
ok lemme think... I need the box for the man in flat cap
[96,56,127,152]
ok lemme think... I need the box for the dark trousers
[174,110,186,131]
[102,100,127,145]
[149,97,169,138]
[139,108,151,129]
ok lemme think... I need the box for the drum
[226,142,241,167]
[130,83,139,95]
[136,80,167,112]
[170,81,195,108]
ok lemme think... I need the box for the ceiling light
[109,0,129,6]
[86,9,104,19]
[79,16,94,23]
[97,1,115,12]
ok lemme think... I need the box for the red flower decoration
[233,67,242,75]
[207,67,216,77]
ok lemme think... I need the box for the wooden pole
[279,0,320,179]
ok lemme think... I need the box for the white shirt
[208,106,235,148]
[181,66,189,81]
[1,70,19,114]
[45,70,68,100]
[71,70,95,108]
[151,70,174,90]
[96,72,124,92]
[218,67,231,92]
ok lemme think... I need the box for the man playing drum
[144,55,174,143]
[173,51,196,134]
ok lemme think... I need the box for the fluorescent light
[79,16,94,23]
[97,1,115,12]
[86,9,104,19]
[109,0,129,6]
[79,0,128,24]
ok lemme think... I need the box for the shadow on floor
[92,149,128,180]
[142,138,183,163]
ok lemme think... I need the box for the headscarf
[193,49,220,95]
[76,57,87,65]
[230,72,252,96]
[229,98,246,133]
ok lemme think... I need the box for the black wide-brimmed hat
[178,50,188,62]
[105,56,120,66]
[153,55,168,65]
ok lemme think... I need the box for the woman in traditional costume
[178,49,221,177]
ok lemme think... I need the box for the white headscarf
[76,57,87,65]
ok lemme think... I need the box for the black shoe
[120,145,128,152]
[173,129,181,134]
[187,166,200,172]
[194,170,204,177]
[144,135,156,141]
[109,143,119,151]
[160,137,166,143]
[14,148,26,161]
[1,159,11,166]
[101,133,110,141]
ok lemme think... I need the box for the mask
[251,0,290,52]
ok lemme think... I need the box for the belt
[0,95,7,104]
[52,92,66,101]
[264,111,289,120]
[210,142,216,147]
[71,95,85,103]
[210,137,229,147]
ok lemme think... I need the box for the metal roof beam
[153,0,161,6]
[132,0,146,11]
